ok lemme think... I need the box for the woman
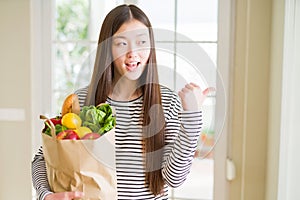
[32,4,208,200]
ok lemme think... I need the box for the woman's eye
[117,42,127,46]
[114,41,127,46]
[137,40,147,45]
[137,40,148,46]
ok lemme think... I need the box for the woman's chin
[123,72,143,81]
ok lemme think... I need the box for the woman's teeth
[126,62,140,71]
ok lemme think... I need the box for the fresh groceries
[75,126,93,138]
[61,112,82,129]
[42,116,67,136]
[81,132,101,140]
[61,93,80,116]
[56,129,80,140]
[41,94,116,140]
[80,103,116,134]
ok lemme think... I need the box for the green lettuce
[80,104,116,135]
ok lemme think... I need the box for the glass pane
[177,0,218,42]
[136,0,175,41]
[197,96,216,158]
[156,42,175,90]
[55,0,89,41]
[175,43,217,91]
[89,0,121,41]
[172,159,214,199]
[199,43,217,66]
[52,42,94,114]
[175,42,217,156]
[173,42,216,199]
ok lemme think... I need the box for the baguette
[61,94,80,116]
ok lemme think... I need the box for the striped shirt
[32,85,202,200]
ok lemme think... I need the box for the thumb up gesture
[178,82,215,111]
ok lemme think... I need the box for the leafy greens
[79,103,116,135]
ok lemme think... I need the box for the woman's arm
[162,110,202,187]
[32,147,53,200]
[161,83,206,187]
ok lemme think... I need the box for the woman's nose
[127,51,138,58]
[127,46,138,58]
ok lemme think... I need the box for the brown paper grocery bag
[41,128,117,200]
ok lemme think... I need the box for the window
[44,0,219,199]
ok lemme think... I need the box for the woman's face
[112,19,151,81]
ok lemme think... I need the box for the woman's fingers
[202,87,216,96]
[189,82,201,89]
[44,191,84,200]
[68,191,84,200]
[184,83,194,90]
[178,83,215,111]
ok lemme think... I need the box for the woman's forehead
[113,20,149,38]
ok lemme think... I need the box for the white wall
[278,0,300,199]
[0,0,33,199]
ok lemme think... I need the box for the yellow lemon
[75,126,92,138]
[61,113,82,129]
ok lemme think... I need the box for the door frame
[214,0,235,199]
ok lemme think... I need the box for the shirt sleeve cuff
[39,190,53,200]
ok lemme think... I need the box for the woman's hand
[178,82,215,111]
[44,191,84,200]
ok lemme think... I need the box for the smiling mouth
[126,62,141,71]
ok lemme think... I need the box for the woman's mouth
[126,62,141,72]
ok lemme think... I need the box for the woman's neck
[109,77,142,101]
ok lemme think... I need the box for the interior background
[0,0,297,200]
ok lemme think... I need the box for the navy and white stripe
[32,85,202,200]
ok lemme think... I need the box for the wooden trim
[229,0,272,199]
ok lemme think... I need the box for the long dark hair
[85,4,165,195]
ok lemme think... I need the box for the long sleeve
[32,147,53,200]
[161,90,202,188]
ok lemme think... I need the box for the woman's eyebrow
[113,32,148,39]
[113,35,126,40]
[136,33,147,37]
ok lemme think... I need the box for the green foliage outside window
[56,0,88,40]
[54,0,90,114]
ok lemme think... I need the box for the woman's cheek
[140,50,151,63]
[112,45,128,60]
